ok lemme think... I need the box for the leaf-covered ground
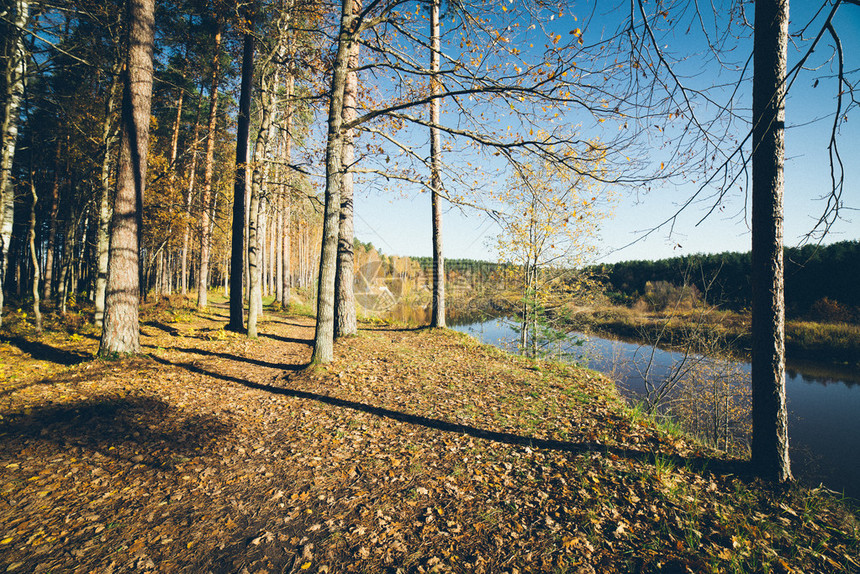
[1,301,858,573]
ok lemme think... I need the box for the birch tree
[0,0,29,327]
[428,0,444,328]
[310,0,646,362]
[94,64,122,327]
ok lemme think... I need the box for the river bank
[454,316,860,499]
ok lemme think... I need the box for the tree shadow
[259,317,314,329]
[261,332,314,346]
[171,346,305,372]
[0,395,232,469]
[1,335,93,365]
[143,321,181,336]
[150,355,748,478]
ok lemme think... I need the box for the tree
[94,65,122,327]
[180,88,203,296]
[229,22,254,332]
[334,0,360,339]
[428,0,444,328]
[196,19,223,308]
[618,0,860,481]
[26,178,41,332]
[99,0,155,356]
[750,0,791,482]
[0,0,29,327]
[245,2,295,338]
[495,150,607,358]
[311,0,355,363]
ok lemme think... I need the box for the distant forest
[589,240,860,320]
[358,239,859,322]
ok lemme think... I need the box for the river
[452,317,860,499]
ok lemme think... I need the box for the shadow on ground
[151,354,748,480]
[172,346,305,372]
[260,332,314,346]
[0,395,233,468]
[1,335,92,365]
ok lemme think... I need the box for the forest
[1,0,860,571]
[591,240,860,321]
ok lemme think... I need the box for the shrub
[808,297,855,324]
[641,281,702,312]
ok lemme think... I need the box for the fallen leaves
[0,304,858,573]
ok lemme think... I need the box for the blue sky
[349,0,859,264]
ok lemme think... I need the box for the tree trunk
[181,94,202,296]
[197,24,222,308]
[268,204,275,297]
[750,0,791,483]
[229,30,253,332]
[95,66,121,327]
[429,0,445,328]
[28,179,41,332]
[155,249,163,295]
[245,152,251,301]
[57,216,75,315]
[42,140,62,301]
[276,179,284,304]
[335,0,360,338]
[312,0,356,363]
[247,172,262,337]
[0,0,28,327]
[282,73,294,304]
[247,65,279,337]
[259,205,267,306]
[99,0,155,356]
[261,204,268,299]
[169,90,183,168]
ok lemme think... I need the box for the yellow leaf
[301,563,312,570]
[1,537,12,545]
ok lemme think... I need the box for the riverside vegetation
[1,296,858,573]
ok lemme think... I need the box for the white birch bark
[0,0,29,326]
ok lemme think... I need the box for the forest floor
[1,298,858,573]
